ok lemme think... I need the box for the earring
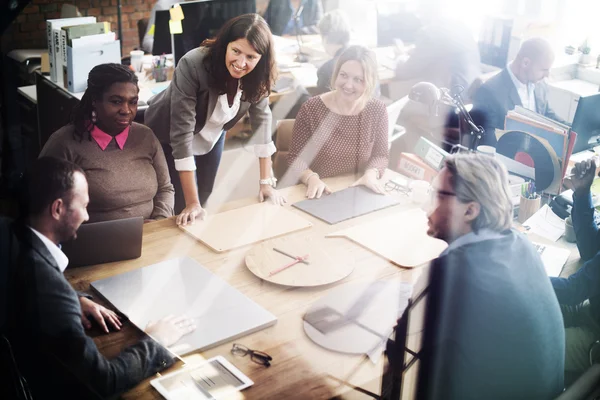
[91,110,97,124]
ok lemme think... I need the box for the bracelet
[304,172,319,185]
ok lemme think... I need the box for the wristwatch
[259,177,277,187]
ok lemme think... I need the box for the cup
[518,194,541,223]
[130,50,144,73]
[477,145,496,157]
[410,180,431,205]
[152,67,168,82]
[564,216,576,242]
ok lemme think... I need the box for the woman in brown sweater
[287,45,389,199]
[40,64,174,223]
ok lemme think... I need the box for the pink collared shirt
[90,125,130,150]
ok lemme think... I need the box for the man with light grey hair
[473,37,567,146]
[315,9,352,93]
[415,153,565,398]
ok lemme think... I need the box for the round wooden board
[245,236,355,287]
[303,280,412,355]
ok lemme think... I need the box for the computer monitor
[571,92,600,153]
[376,5,421,47]
[153,9,172,56]
[173,0,255,65]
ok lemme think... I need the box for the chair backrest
[273,119,295,181]
[137,18,149,50]
[386,96,409,143]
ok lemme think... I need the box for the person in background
[473,37,566,146]
[145,14,285,226]
[141,0,181,54]
[395,20,481,96]
[315,9,351,94]
[388,153,564,399]
[6,157,195,399]
[264,0,323,36]
[554,159,600,381]
[40,64,174,223]
[286,45,389,199]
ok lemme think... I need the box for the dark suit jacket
[7,222,175,399]
[472,68,566,146]
[264,0,323,36]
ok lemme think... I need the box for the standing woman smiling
[145,13,285,226]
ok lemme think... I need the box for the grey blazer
[472,68,566,146]
[145,47,273,160]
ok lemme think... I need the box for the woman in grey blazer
[145,13,285,226]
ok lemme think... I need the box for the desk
[64,179,582,399]
[65,171,426,399]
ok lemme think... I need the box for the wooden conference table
[65,170,427,400]
[64,170,580,399]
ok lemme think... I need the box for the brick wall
[1,0,155,56]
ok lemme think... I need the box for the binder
[46,17,96,83]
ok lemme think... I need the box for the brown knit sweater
[40,122,174,223]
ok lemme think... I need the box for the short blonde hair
[444,153,513,232]
[330,45,378,100]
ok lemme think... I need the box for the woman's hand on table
[176,202,207,226]
[351,169,385,195]
[259,184,287,205]
[306,175,331,199]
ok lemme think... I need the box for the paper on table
[522,204,565,242]
[290,65,318,88]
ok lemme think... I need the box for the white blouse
[174,88,276,171]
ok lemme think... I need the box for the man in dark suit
[473,37,566,146]
[264,0,323,36]
[6,157,196,399]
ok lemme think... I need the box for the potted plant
[579,40,594,65]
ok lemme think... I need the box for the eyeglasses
[231,343,272,367]
[384,179,411,195]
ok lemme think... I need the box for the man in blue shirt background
[555,159,600,380]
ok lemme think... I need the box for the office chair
[386,96,408,146]
[0,334,33,400]
[272,119,295,181]
[137,18,148,50]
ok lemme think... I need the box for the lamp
[293,5,309,63]
[409,82,485,152]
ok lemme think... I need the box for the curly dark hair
[201,13,276,103]
[71,63,138,141]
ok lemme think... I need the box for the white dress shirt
[29,227,69,272]
[507,65,536,112]
[174,88,276,171]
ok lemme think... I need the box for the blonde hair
[330,45,378,101]
[444,153,513,232]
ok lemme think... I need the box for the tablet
[150,356,253,400]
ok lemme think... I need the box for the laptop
[62,217,144,268]
[532,242,570,277]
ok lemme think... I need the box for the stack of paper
[522,204,565,242]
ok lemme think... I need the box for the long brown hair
[202,13,276,103]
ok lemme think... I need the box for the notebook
[293,186,401,225]
[62,216,143,268]
[533,242,570,277]
[91,257,277,355]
